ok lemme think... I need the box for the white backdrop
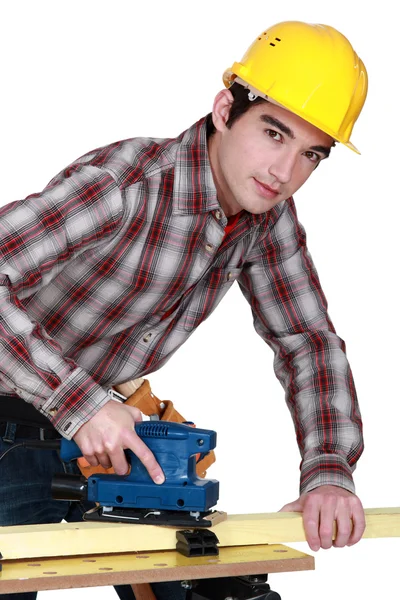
[1,1,399,598]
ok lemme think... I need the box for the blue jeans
[0,421,185,600]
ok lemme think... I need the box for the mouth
[253,178,280,199]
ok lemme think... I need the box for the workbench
[0,508,398,595]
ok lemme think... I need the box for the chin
[247,200,277,214]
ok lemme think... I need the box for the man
[0,20,367,600]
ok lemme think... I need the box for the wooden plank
[1,507,399,561]
[0,544,314,594]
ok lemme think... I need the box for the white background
[1,1,399,598]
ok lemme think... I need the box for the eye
[265,129,283,142]
[304,151,321,164]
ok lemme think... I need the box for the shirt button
[215,210,222,220]
[49,407,58,416]
[143,333,152,343]
[205,243,213,252]
[227,272,233,281]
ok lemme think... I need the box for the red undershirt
[222,211,243,240]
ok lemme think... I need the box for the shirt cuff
[300,454,356,496]
[34,367,111,439]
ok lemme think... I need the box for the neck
[207,132,241,217]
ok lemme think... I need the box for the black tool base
[84,505,219,528]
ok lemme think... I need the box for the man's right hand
[72,400,165,484]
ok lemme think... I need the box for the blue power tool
[51,421,221,527]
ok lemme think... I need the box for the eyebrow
[309,144,334,158]
[260,114,294,138]
[259,114,334,158]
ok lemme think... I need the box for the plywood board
[0,544,314,594]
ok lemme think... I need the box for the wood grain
[0,508,399,561]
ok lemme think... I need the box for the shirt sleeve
[0,162,124,438]
[238,198,363,495]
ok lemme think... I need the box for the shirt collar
[173,115,219,215]
[172,114,268,228]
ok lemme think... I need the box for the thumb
[279,498,304,513]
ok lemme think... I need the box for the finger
[302,499,321,551]
[347,505,366,546]
[95,453,113,470]
[319,499,336,549]
[125,432,165,484]
[82,454,100,467]
[333,510,352,548]
[128,406,144,422]
[92,443,116,470]
[279,501,303,512]
[106,446,130,476]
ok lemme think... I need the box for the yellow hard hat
[223,21,368,153]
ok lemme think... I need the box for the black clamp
[176,528,219,557]
[181,574,281,599]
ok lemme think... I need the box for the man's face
[208,91,335,216]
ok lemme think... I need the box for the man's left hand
[279,485,365,551]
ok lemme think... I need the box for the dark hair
[207,82,266,136]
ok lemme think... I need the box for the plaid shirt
[0,115,363,494]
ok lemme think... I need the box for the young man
[0,20,367,600]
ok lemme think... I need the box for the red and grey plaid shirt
[0,115,363,494]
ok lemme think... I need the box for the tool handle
[60,438,82,462]
[60,421,216,463]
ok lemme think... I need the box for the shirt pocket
[183,267,242,332]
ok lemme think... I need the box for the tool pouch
[77,378,216,479]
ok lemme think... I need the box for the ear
[211,89,234,134]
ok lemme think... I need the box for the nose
[268,150,297,185]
